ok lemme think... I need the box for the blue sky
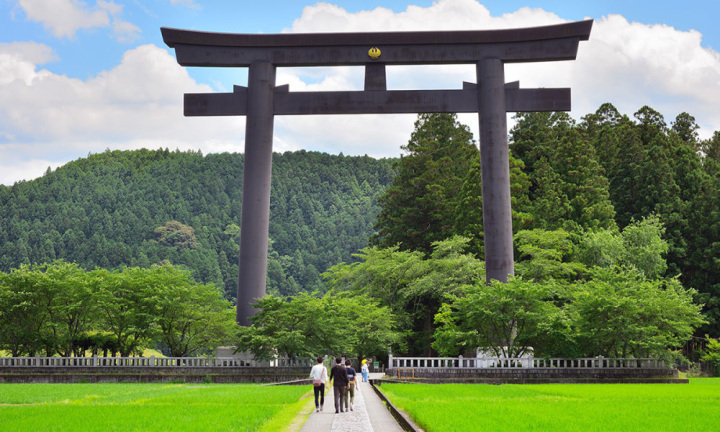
[2,0,720,185]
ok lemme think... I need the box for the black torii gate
[161,20,593,325]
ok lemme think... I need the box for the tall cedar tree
[580,104,644,228]
[688,154,720,335]
[510,112,616,232]
[582,106,687,274]
[372,113,478,255]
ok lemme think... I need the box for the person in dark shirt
[344,359,359,411]
[328,357,349,413]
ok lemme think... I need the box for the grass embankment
[0,383,312,432]
[381,378,720,431]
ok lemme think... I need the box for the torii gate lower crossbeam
[162,20,593,325]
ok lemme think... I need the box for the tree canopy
[235,292,399,362]
[0,261,236,357]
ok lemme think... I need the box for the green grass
[381,378,720,432]
[0,383,311,432]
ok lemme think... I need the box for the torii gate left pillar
[162,20,593,325]
[237,61,276,325]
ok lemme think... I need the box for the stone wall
[0,366,312,384]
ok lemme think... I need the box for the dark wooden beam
[505,88,571,112]
[171,38,581,67]
[364,63,387,91]
[183,86,570,116]
[163,21,592,67]
[162,20,592,48]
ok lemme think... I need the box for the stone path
[330,382,373,432]
[299,374,404,432]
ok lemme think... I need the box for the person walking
[361,359,369,382]
[344,359,359,411]
[328,357,349,414]
[309,356,327,413]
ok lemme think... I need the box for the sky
[1,0,720,185]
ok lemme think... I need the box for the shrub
[700,335,720,377]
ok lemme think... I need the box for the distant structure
[162,20,593,325]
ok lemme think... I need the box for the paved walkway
[299,373,404,432]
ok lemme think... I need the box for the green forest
[0,149,395,298]
[1,102,720,360]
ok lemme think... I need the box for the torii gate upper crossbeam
[161,20,592,66]
[162,20,593,326]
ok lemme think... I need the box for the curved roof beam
[162,20,593,67]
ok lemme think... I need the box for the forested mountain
[0,149,396,299]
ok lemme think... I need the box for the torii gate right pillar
[477,58,514,283]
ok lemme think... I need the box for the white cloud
[0,41,57,65]
[17,0,140,42]
[0,154,64,186]
[169,0,200,9]
[3,44,205,139]
[111,19,142,44]
[572,15,720,136]
[0,43,270,185]
[0,42,57,85]
[288,0,563,33]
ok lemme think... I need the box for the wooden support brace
[184,84,570,116]
[365,63,387,91]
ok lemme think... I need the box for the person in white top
[309,356,328,412]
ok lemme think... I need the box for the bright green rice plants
[0,383,311,432]
[381,380,720,432]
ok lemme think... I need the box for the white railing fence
[0,356,315,368]
[388,355,666,369]
[2,355,666,369]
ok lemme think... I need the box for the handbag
[312,366,325,386]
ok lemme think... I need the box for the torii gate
[161,20,593,325]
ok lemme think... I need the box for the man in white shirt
[309,356,327,412]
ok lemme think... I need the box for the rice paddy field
[0,383,312,432]
[380,379,720,432]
